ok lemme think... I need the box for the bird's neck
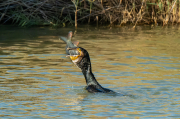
[81,64,100,86]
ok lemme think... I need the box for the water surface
[0,25,180,118]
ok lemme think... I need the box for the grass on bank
[0,0,179,27]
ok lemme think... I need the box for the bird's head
[67,47,91,69]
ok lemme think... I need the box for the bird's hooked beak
[66,47,84,62]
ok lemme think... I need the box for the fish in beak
[59,31,79,56]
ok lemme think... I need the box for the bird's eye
[77,48,81,51]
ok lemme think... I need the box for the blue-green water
[0,25,180,118]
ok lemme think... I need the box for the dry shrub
[0,0,179,27]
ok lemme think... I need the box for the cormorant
[60,31,115,93]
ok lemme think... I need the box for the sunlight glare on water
[0,25,180,118]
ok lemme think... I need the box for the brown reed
[0,0,179,27]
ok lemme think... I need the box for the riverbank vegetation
[0,0,179,27]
